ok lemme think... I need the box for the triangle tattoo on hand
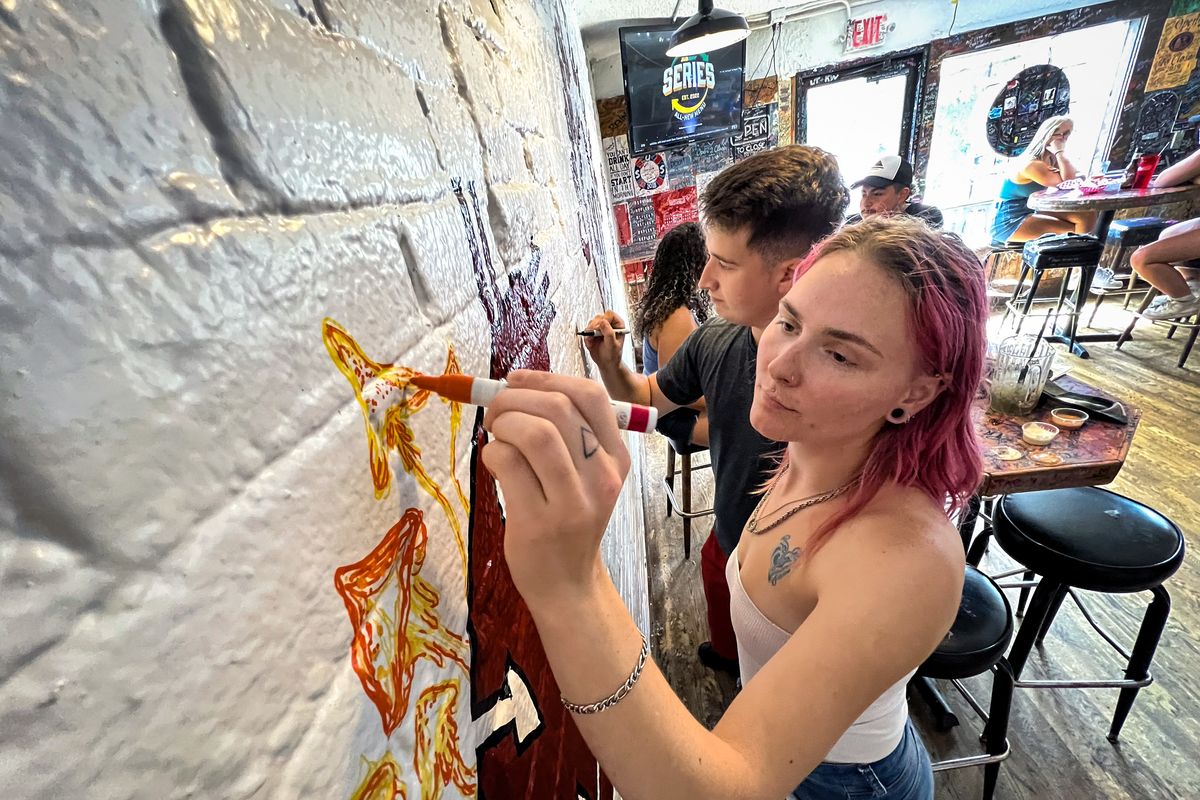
[581,426,600,459]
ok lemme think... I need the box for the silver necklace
[747,463,857,536]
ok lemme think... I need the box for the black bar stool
[916,566,1015,800]
[991,487,1185,742]
[1086,217,1171,327]
[1001,233,1104,356]
[658,409,713,561]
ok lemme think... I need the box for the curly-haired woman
[633,222,712,443]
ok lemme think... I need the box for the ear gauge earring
[889,408,907,423]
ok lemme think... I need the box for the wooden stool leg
[1015,269,1044,335]
[1087,293,1105,328]
[1117,290,1156,350]
[681,452,692,560]
[1002,262,1031,330]
[1178,322,1199,368]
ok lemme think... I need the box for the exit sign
[844,14,891,51]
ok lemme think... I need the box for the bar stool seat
[921,568,1014,679]
[991,487,1185,743]
[915,567,1015,800]
[1086,217,1173,327]
[1002,234,1104,338]
[995,487,1184,592]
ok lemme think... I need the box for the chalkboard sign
[986,65,1071,157]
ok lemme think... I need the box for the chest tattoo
[767,534,804,586]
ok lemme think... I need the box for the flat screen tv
[619,24,746,155]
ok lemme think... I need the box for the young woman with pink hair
[481,215,988,800]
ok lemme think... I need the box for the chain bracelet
[561,635,649,715]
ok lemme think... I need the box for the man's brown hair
[701,145,849,265]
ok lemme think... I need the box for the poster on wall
[777,79,795,147]
[633,152,670,196]
[652,187,699,236]
[620,195,660,261]
[691,137,735,174]
[666,149,696,188]
[695,170,720,200]
[1146,12,1200,93]
[732,102,778,160]
[604,135,636,201]
[613,202,632,246]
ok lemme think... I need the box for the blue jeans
[792,720,934,800]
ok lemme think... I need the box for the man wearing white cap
[845,155,943,228]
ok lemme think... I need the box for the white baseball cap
[851,155,914,189]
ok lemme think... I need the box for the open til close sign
[843,14,891,52]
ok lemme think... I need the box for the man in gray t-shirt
[583,146,848,676]
[655,318,781,556]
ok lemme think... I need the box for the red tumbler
[1133,153,1161,190]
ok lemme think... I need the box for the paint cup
[988,335,1055,416]
[1021,421,1060,446]
[1133,153,1160,190]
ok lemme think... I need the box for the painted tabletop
[1028,183,1200,213]
[974,375,1141,496]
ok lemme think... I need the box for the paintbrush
[409,373,657,433]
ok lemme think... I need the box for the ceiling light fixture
[666,0,750,57]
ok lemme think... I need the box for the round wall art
[986,64,1071,157]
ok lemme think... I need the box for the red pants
[700,530,737,659]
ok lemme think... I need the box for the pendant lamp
[666,0,750,58]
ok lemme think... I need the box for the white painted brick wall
[0,1,647,797]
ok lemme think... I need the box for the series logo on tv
[662,54,716,122]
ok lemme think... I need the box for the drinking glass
[988,335,1055,416]
[1133,153,1161,190]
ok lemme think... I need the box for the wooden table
[915,374,1141,730]
[1028,183,1200,240]
[1026,184,1200,356]
[972,376,1141,496]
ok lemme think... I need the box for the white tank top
[726,544,914,764]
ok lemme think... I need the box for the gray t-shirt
[656,318,786,554]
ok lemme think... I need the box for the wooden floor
[638,302,1200,799]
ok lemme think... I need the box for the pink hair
[789,216,987,554]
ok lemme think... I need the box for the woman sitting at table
[481,216,987,800]
[990,115,1097,245]
[1129,150,1200,320]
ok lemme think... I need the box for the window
[924,20,1144,246]
[797,53,924,216]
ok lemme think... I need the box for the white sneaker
[1143,294,1200,320]
[1091,268,1124,291]
[1146,294,1171,309]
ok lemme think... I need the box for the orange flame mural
[334,508,468,739]
[326,319,480,798]
[322,319,468,574]
[349,752,407,800]
[414,680,476,800]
